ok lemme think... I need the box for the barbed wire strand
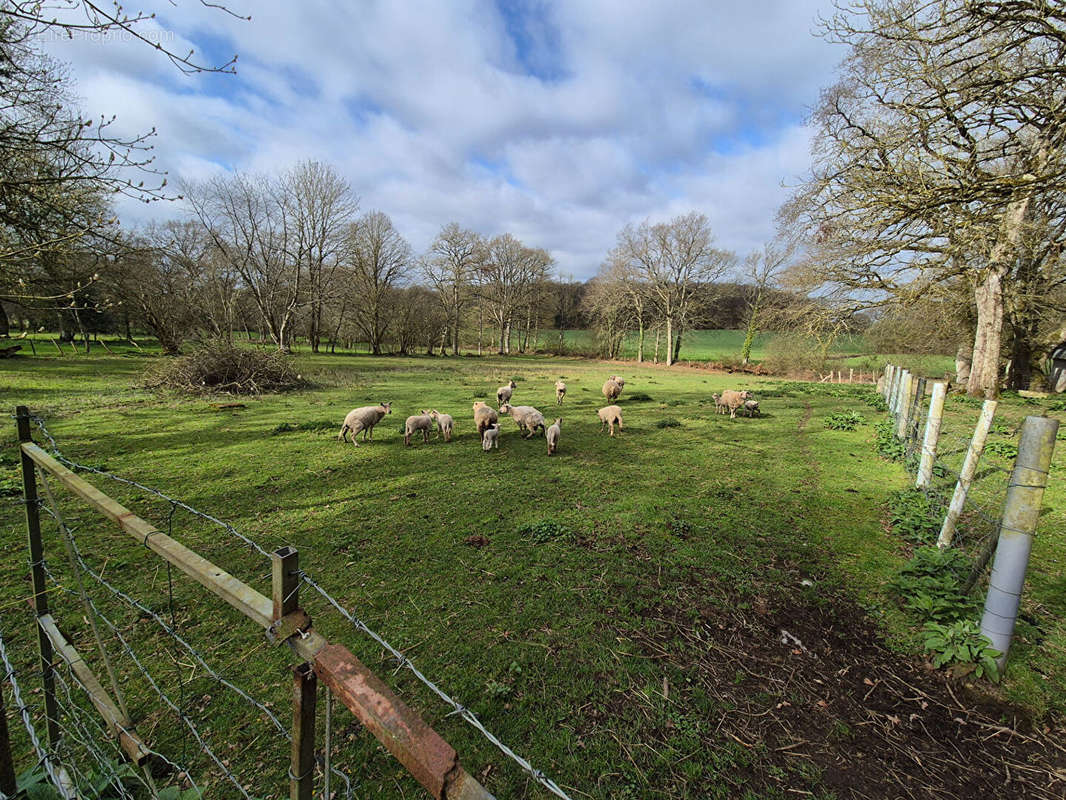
[28,414,575,800]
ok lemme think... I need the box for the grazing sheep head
[381,402,392,413]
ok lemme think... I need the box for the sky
[42,0,845,280]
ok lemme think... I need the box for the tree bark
[637,320,644,363]
[0,302,8,337]
[968,269,1004,397]
[665,317,674,366]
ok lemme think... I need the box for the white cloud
[40,0,845,278]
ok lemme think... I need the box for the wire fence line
[6,412,573,800]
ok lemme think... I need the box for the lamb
[545,418,561,455]
[404,410,434,446]
[497,379,517,405]
[742,399,760,418]
[597,405,623,436]
[473,401,499,436]
[602,376,625,402]
[499,403,546,438]
[481,423,500,451]
[719,389,752,419]
[427,410,454,441]
[338,402,392,445]
[555,381,567,405]
[712,393,724,415]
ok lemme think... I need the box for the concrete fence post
[908,377,927,445]
[883,364,894,402]
[916,382,948,488]
[937,399,998,548]
[980,415,1059,672]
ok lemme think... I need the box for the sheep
[404,410,434,446]
[427,410,454,442]
[481,422,500,451]
[338,402,392,445]
[499,403,546,438]
[545,418,561,455]
[602,376,625,403]
[597,405,623,436]
[742,399,760,418]
[555,380,567,405]
[719,389,752,419]
[473,401,499,436]
[497,379,517,405]
[712,393,724,415]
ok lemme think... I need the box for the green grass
[1,348,1063,798]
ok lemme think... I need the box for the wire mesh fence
[2,409,575,800]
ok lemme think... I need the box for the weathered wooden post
[916,382,947,489]
[885,364,896,402]
[291,663,317,800]
[937,399,997,548]
[15,406,59,747]
[979,416,1058,671]
[893,369,909,417]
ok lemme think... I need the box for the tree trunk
[672,327,683,363]
[968,268,1005,397]
[741,305,759,365]
[955,344,972,385]
[637,320,644,363]
[654,327,660,363]
[665,317,674,366]
[0,302,8,337]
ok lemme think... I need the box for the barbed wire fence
[878,366,1059,639]
[2,407,576,800]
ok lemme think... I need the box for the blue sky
[44,0,844,279]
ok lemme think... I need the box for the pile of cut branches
[148,342,305,395]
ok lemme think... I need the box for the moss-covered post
[979,415,1058,671]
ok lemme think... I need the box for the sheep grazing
[545,418,561,455]
[597,405,623,436]
[499,403,546,438]
[712,393,724,415]
[719,389,752,419]
[404,410,434,446]
[742,399,760,418]
[473,401,499,436]
[428,410,454,441]
[338,402,392,445]
[555,380,567,405]
[602,376,625,402]
[497,379,517,405]
[481,423,500,451]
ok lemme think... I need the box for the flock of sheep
[337,377,759,455]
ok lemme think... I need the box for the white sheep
[545,418,561,455]
[499,403,546,438]
[428,409,454,441]
[719,389,752,419]
[473,401,499,436]
[597,405,623,436]
[481,422,500,451]
[742,399,760,418]
[338,402,392,445]
[404,410,434,446]
[497,379,517,405]
[712,393,724,415]
[602,376,625,402]
[555,380,567,405]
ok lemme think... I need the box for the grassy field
[1,346,1063,799]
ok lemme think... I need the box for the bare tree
[187,172,302,352]
[609,212,734,365]
[422,223,483,355]
[479,234,553,355]
[787,0,1066,395]
[739,241,791,365]
[346,211,412,354]
[281,161,358,353]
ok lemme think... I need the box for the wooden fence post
[291,663,317,800]
[908,377,927,445]
[979,416,1059,671]
[15,406,59,747]
[937,399,997,548]
[916,382,947,489]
